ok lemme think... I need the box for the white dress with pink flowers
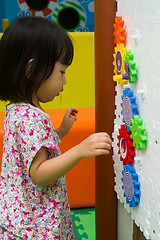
[0,103,75,240]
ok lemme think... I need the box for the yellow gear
[113,43,128,85]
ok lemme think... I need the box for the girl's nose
[63,76,67,85]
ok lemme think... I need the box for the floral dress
[0,103,75,240]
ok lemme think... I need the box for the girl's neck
[32,95,45,112]
[10,97,45,113]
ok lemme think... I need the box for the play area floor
[71,208,95,240]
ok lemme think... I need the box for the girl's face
[33,62,67,104]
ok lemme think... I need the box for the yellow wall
[0,32,95,111]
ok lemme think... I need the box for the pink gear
[117,124,135,165]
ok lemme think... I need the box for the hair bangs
[57,33,74,66]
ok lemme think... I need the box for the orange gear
[113,16,126,45]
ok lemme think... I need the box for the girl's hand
[30,131,112,186]
[56,107,78,139]
[75,132,112,159]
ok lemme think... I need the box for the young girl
[0,16,112,239]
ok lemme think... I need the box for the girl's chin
[40,94,59,103]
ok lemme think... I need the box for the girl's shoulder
[6,103,49,119]
[5,103,51,128]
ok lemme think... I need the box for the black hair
[0,16,74,105]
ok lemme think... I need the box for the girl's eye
[60,71,65,75]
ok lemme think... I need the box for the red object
[117,124,135,165]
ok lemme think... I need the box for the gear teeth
[121,164,140,207]
[130,116,147,150]
[121,88,138,131]
[113,43,128,85]
[113,16,126,45]
[117,124,135,165]
[113,17,149,211]
[124,49,137,83]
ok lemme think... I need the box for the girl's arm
[29,132,112,186]
[55,107,78,139]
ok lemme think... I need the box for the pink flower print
[24,113,29,118]
[31,147,36,151]
[31,187,35,192]
[21,121,24,128]
[23,211,29,217]
[20,219,25,224]
[21,180,25,187]
[38,213,44,218]
[44,119,48,125]
[23,234,29,240]
[22,138,26,145]
[44,134,49,140]
[12,146,17,154]
[16,158,20,166]
[15,196,18,201]
[29,129,34,136]
[32,207,36,211]
[15,108,19,114]
[46,126,51,132]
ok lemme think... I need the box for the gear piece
[113,43,128,85]
[113,16,126,45]
[121,88,138,131]
[121,164,140,207]
[117,124,135,165]
[129,115,147,150]
[124,49,137,83]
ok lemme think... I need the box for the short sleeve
[16,117,59,173]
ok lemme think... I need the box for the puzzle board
[112,1,160,239]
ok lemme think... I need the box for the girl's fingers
[93,135,112,146]
[98,136,112,145]
[70,108,78,117]
[65,108,78,118]
[94,149,110,155]
[95,142,112,151]
[70,115,77,122]
[72,108,79,113]
[95,132,110,138]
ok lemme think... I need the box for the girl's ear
[25,59,34,78]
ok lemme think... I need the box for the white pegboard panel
[113,1,160,239]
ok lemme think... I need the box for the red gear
[113,16,126,45]
[117,124,135,165]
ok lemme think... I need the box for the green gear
[124,49,137,83]
[129,115,147,150]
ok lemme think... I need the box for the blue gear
[121,88,138,132]
[121,164,140,207]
